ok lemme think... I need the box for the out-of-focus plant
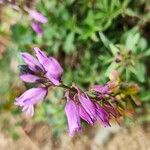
[99,27,150,82]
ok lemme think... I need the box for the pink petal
[21,52,44,72]
[20,74,40,83]
[92,85,111,94]
[65,100,82,136]
[22,105,34,116]
[31,22,43,36]
[78,92,97,120]
[34,47,63,85]
[29,10,48,23]
[15,88,47,107]
[95,102,110,127]
[79,105,95,125]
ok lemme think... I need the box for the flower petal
[31,22,43,36]
[20,74,40,83]
[46,72,61,85]
[92,85,111,94]
[15,87,47,110]
[21,52,44,72]
[95,102,110,127]
[79,105,95,125]
[104,103,120,118]
[22,105,34,117]
[78,92,97,120]
[29,10,48,23]
[34,47,63,85]
[65,100,82,136]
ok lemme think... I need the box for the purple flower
[79,105,94,125]
[64,86,97,135]
[16,48,64,117]
[31,22,43,36]
[95,102,110,127]
[29,10,48,23]
[77,88,97,121]
[21,52,44,72]
[15,87,47,116]
[65,92,82,136]
[27,9,48,36]
[103,103,120,118]
[92,85,111,94]
[20,48,63,85]
[34,47,63,85]
[20,74,40,83]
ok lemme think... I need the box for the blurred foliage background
[0,0,150,136]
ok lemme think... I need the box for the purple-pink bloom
[103,103,120,118]
[16,48,64,116]
[78,93,97,121]
[29,10,48,23]
[64,86,97,135]
[15,87,47,116]
[27,9,47,36]
[31,22,43,36]
[76,87,97,121]
[21,52,44,72]
[20,74,40,83]
[34,47,63,85]
[20,48,63,85]
[92,85,111,94]
[79,105,94,125]
[65,92,82,136]
[95,102,110,127]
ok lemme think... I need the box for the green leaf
[144,48,150,57]
[105,62,117,77]
[99,32,110,49]
[140,91,150,102]
[64,32,75,54]
[134,63,145,82]
[109,43,119,55]
[126,33,140,50]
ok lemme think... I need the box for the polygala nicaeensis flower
[20,74,40,83]
[65,86,97,135]
[20,47,63,85]
[15,47,64,116]
[34,47,63,85]
[92,84,111,95]
[64,85,114,136]
[15,87,47,116]
[27,9,48,36]
[65,92,82,136]
[15,48,132,136]
[21,52,44,72]
[28,10,48,24]
[79,105,95,125]
[94,102,110,127]
[31,22,43,36]
[76,86,97,121]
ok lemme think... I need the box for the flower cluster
[15,48,140,136]
[0,1,48,36]
[27,9,48,36]
[64,85,115,136]
[15,47,63,116]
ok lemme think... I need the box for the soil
[0,113,150,150]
